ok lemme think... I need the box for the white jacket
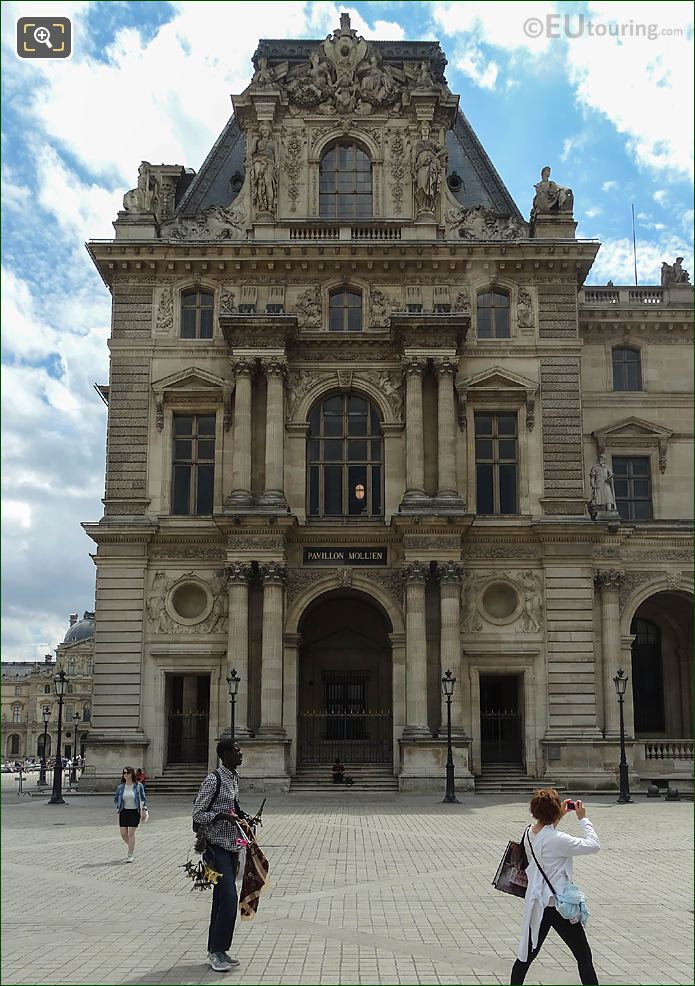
[517,817,600,960]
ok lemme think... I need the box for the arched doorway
[7,734,21,756]
[630,591,693,738]
[297,591,392,767]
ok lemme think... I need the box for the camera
[566,800,576,810]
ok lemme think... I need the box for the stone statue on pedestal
[661,257,691,287]
[250,123,278,216]
[531,166,574,222]
[411,122,447,216]
[588,454,618,519]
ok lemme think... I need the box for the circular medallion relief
[169,581,212,625]
[481,582,520,624]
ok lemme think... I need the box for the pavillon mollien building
[84,16,693,795]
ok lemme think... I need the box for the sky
[1,0,693,661]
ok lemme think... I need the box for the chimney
[69,614,78,626]
[83,611,95,621]
[44,654,54,664]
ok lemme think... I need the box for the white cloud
[3,500,32,529]
[584,206,602,218]
[588,234,693,285]
[454,49,499,90]
[432,2,555,54]
[653,189,668,205]
[602,180,619,192]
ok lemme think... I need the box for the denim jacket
[114,781,148,812]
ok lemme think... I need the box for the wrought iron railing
[298,710,392,764]
[167,710,208,764]
[481,708,522,761]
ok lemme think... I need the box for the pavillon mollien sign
[303,548,387,566]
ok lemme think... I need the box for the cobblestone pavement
[1,780,692,986]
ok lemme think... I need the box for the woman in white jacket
[511,788,600,985]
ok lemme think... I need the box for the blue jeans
[205,847,239,954]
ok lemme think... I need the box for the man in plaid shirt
[193,738,254,972]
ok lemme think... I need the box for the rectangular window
[172,414,216,515]
[613,456,652,521]
[475,412,518,515]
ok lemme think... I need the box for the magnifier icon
[34,26,53,49]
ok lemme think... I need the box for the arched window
[82,703,91,723]
[308,394,383,518]
[612,346,642,391]
[180,288,214,339]
[12,705,22,723]
[477,288,510,339]
[8,734,21,756]
[630,617,664,734]
[44,684,51,694]
[319,142,372,219]
[329,288,362,332]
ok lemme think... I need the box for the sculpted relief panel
[461,570,544,634]
[147,570,228,634]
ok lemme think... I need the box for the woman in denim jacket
[114,767,148,862]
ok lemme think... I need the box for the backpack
[192,769,221,833]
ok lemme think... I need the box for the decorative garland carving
[219,286,236,316]
[150,544,226,560]
[283,130,304,213]
[155,285,173,334]
[146,570,228,633]
[388,130,407,215]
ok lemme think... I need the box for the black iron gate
[298,711,392,764]
[167,710,208,763]
[481,709,522,763]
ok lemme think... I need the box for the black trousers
[206,847,239,955]
[510,906,598,985]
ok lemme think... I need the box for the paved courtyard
[1,778,692,986]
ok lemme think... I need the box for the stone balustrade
[643,740,694,761]
[580,286,664,305]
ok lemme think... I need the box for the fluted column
[595,570,625,737]
[434,358,458,498]
[402,562,429,734]
[260,357,287,507]
[228,358,255,505]
[224,563,252,737]
[437,562,464,734]
[259,562,287,734]
[403,359,426,499]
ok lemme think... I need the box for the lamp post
[38,705,51,787]
[613,668,632,804]
[441,670,460,804]
[70,713,81,785]
[226,669,241,743]
[48,670,69,806]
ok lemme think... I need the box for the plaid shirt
[192,764,249,851]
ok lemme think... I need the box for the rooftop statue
[411,122,447,216]
[250,122,278,216]
[661,257,691,287]
[122,162,157,215]
[530,165,574,222]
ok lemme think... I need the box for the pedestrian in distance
[331,758,346,784]
[192,738,258,973]
[136,767,148,785]
[114,766,149,862]
[510,788,600,985]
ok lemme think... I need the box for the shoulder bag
[492,826,530,898]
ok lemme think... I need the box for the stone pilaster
[433,359,458,498]
[224,563,252,737]
[258,562,287,735]
[259,357,288,508]
[228,358,255,506]
[437,562,464,734]
[595,569,626,738]
[402,561,429,735]
[402,359,427,504]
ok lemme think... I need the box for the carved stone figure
[251,56,274,88]
[369,288,392,328]
[219,287,236,316]
[517,288,535,329]
[531,166,574,221]
[589,454,617,514]
[460,571,482,632]
[661,257,691,287]
[413,59,436,89]
[250,123,277,216]
[123,162,157,214]
[201,571,228,633]
[147,572,174,633]
[155,286,173,333]
[295,286,322,329]
[162,205,244,241]
[446,204,525,241]
[519,571,543,632]
[453,289,471,314]
[411,123,447,216]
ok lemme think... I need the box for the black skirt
[119,808,141,828]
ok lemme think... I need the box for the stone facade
[83,18,693,793]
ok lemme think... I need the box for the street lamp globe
[441,670,456,697]
[54,669,68,698]
[613,667,628,696]
[226,669,241,697]
[42,705,51,725]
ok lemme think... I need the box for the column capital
[433,357,457,378]
[230,357,256,377]
[224,562,253,587]
[594,569,625,592]
[401,357,426,377]
[259,561,287,585]
[402,561,429,584]
[260,357,288,378]
[436,561,463,584]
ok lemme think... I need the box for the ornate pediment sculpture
[445,203,526,241]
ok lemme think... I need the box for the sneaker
[207,953,234,972]
[126,854,134,863]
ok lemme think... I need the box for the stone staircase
[145,763,208,795]
[475,762,563,795]
[290,763,398,793]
